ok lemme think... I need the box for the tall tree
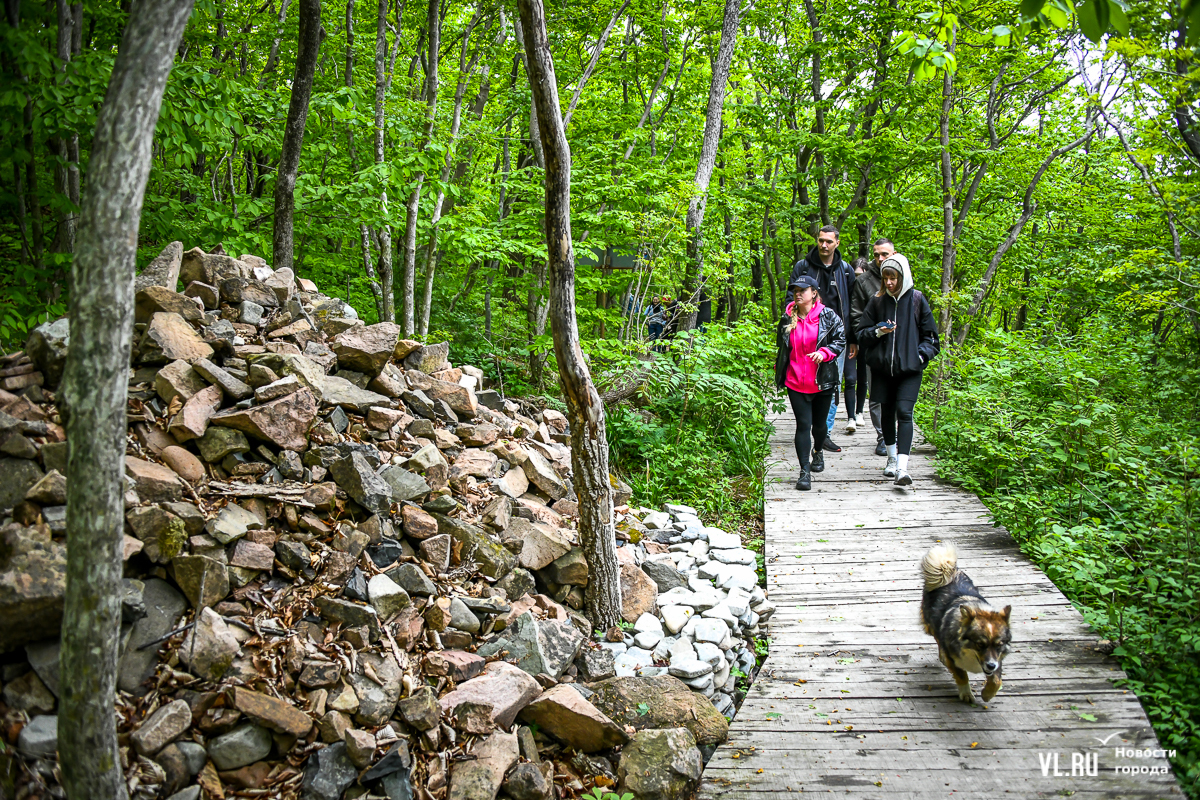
[58,1,195,797]
[679,0,742,332]
[272,0,323,273]
[517,0,623,629]
[401,0,441,334]
[372,0,396,321]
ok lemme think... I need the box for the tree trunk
[937,25,956,339]
[373,0,395,321]
[272,0,322,273]
[679,0,741,332]
[401,0,440,334]
[418,10,487,335]
[58,2,194,798]
[346,0,386,321]
[517,0,622,629]
[51,0,81,259]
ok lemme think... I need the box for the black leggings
[872,371,923,456]
[844,355,859,417]
[856,362,869,417]
[787,388,833,470]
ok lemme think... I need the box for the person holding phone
[854,254,939,486]
[774,275,846,491]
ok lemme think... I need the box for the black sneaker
[811,450,825,473]
[795,469,811,491]
[821,437,842,453]
[874,441,888,457]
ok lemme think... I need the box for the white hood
[880,253,913,299]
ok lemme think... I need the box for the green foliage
[920,324,1200,796]
[583,788,634,800]
[604,308,775,529]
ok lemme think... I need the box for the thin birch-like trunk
[679,0,741,332]
[518,0,622,629]
[59,3,194,797]
[272,0,323,273]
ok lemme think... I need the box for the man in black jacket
[849,237,893,456]
[787,225,855,452]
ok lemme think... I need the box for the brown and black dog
[920,544,1012,703]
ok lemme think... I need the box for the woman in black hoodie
[855,254,939,486]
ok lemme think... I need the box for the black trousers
[872,371,923,456]
[787,387,833,470]
[844,354,860,417]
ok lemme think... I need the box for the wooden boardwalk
[699,411,1182,799]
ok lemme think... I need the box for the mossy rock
[587,675,729,746]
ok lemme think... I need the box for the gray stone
[0,522,64,652]
[642,560,688,593]
[402,341,450,374]
[239,300,265,326]
[710,547,756,565]
[118,579,186,692]
[175,741,207,775]
[319,374,391,413]
[478,611,582,680]
[17,714,57,756]
[618,728,702,800]
[330,452,392,514]
[542,547,588,586]
[349,653,402,726]
[387,562,437,596]
[705,529,741,549]
[193,357,253,400]
[395,686,440,731]
[367,573,410,618]
[502,762,551,800]
[207,723,272,771]
[2,670,55,714]
[379,465,430,502]
[521,450,568,500]
[574,646,617,682]
[496,567,535,601]
[448,597,481,634]
[433,513,516,581]
[667,658,713,680]
[206,502,261,545]
[448,730,518,800]
[180,607,239,681]
[511,518,571,571]
[1,457,44,513]
[131,699,191,756]
[314,595,381,642]
[166,788,202,800]
[25,318,70,387]
[197,426,250,464]
[25,638,61,697]
[135,241,184,293]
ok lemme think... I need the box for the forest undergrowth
[918,325,1200,797]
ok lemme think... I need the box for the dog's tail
[921,544,959,591]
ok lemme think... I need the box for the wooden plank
[698,415,1182,799]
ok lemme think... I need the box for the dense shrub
[919,324,1200,795]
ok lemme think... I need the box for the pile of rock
[0,242,768,800]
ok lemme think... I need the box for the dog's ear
[1002,605,1012,621]
[959,606,975,625]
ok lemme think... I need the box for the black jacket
[856,288,940,376]
[787,247,855,326]
[848,259,882,346]
[774,304,846,392]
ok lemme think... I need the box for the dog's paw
[957,683,976,704]
[982,680,1002,702]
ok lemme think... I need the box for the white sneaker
[894,469,912,486]
[846,417,857,433]
[855,413,865,427]
[883,456,899,478]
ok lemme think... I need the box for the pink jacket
[784,301,837,394]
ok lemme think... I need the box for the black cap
[789,275,818,291]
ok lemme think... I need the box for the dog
[920,544,1012,703]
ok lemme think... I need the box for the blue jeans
[825,349,846,434]
[648,322,664,340]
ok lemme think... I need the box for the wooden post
[517,0,622,628]
[58,2,194,796]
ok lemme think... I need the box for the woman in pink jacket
[773,275,847,490]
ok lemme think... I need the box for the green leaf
[1077,0,1104,42]
[1021,0,1046,19]
[1106,0,1130,34]
[1079,713,1097,721]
